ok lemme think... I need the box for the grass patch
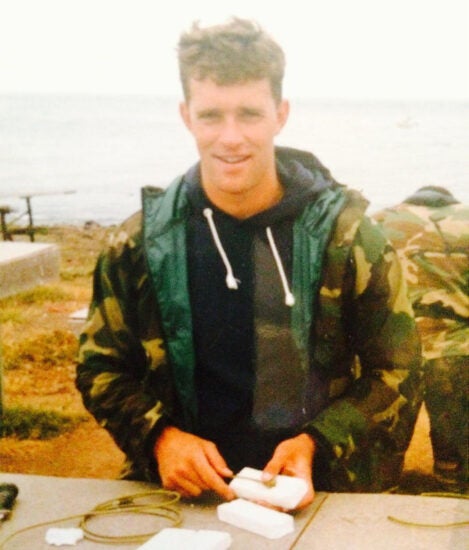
[3,330,78,370]
[0,285,73,308]
[0,406,85,439]
[61,265,94,281]
[0,307,25,324]
[12,285,72,305]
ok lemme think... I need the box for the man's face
[180,78,289,210]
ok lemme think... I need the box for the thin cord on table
[387,491,469,528]
[288,490,469,548]
[0,489,182,548]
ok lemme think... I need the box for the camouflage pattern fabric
[77,177,422,491]
[374,194,469,483]
[425,356,468,482]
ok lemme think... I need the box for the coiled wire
[0,489,182,548]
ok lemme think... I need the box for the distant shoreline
[2,95,467,225]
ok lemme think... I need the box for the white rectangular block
[217,498,294,539]
[229,467,308,509]
[137,528,232,550]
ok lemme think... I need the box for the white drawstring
[266,227,295,307]
[202,208,295,306]
[203,208,239,289]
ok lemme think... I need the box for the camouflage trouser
[424,356,468,482]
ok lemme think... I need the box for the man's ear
[179,102,191,131]
[276,99,290,133]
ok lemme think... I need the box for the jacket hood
[184,146,339,226]
[404,186,460,207]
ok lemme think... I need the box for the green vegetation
[60,265,94,281]
[0,406,86,439]
[0,307,25,324]
[2,285,73,305]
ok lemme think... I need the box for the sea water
[0,94,467,226]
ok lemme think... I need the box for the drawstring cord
[202,208,295,306]
[203,208,239,289]
[266,226,295,307]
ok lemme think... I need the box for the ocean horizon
[1,93,468,226]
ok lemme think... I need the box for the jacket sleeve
[76,223,173,481]
[307,216,423,491]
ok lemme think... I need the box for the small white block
[229,467,308,509]
[45,527,84,546]
[137,528,232,550]
[217,498,294,539]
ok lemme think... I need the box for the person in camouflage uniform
[374,186,468,485]
[76,18,422,508]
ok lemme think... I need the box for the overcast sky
[1,0,468,100]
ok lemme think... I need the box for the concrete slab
[0,242,60,298]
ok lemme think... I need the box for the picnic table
[0,190,75,241]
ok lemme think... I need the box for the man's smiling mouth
[215,155,250,164]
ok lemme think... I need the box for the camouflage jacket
[77,171,422,491]
[374,191,469,360]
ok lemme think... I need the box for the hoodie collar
[184,146,336,227]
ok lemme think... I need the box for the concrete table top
[0,473,467,549]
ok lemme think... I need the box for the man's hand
[154,426,236,500]
[263,433,316,510]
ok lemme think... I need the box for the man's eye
[240,110,262,120]
[199,112,220,121]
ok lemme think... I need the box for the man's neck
[202,180,284,220]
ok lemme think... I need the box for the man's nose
[219,118,243,145]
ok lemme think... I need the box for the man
[374,186,468,485]
[76,18,422,509]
